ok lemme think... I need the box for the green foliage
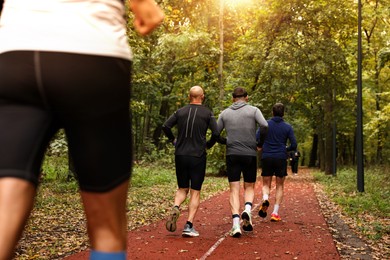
[126,0,390,168]
[47,130,68,156]
[378,48,390,70]
[314,166,390,240]
[206,144,227,176]
[137,140,175,165]
[131,165,174,188]
[41,155,71,182]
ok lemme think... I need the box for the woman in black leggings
[0,1,163,259]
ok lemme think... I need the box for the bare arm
[130,0,164,35]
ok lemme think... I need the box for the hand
[130,0,164,35]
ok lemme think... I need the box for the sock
[186,221,193,228]
[90,251,126,260]
[244,202,252,211]
[263,194,269,201]
[272,204,280,215]
[232,214,240,226]
[174,205,179,209]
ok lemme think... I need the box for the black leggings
[0,51,132,192]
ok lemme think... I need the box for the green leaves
[127,0,390,165]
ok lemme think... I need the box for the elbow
[162,125,169,133]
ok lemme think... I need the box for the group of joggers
[0,1,298,259]
[163,86,297,238]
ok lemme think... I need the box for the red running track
[65,168,339,260]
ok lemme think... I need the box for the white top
[0,0,132,60]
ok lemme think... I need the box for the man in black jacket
[162,86,221,237]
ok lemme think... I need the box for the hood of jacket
[229,101,247,110]
[271,116,284,123]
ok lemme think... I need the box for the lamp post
[357,0,364,192]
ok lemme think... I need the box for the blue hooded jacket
[256,116,297,160]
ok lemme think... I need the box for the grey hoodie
[217,101,268,156]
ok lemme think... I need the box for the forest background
[126,0,390,174]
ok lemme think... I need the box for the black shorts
[175,155,206,191]
[226,155,257,183]
[0,51,132,192]
[261,157,288,177]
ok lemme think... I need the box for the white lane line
[199,233,228,260]
[199,186,275,259]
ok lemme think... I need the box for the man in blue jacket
[257,103,297,222]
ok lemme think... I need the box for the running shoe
[166,206,180,232]
[241,209,253,232]
[229,225,242,238]
[182,224,199,237]
[270,213,282,222]
[258,200,269,218]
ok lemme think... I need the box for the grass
[16,159,229,259]
[313,166,390,241]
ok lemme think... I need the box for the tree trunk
[134,112,141,161]
[152,98,169,148]
[140,102,152,157]
[309,133,318,167]
[375,93,383,164]
[319,130,325,172]
[153,74,174,148]
[324,90,334,175]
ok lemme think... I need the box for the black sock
[232,214,240,219]
[186,221,193,228]
[245,202,253,207]
[173,205,179,209]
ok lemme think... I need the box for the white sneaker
[229,225,242,237]
[182,223,199,237]
[241,209,253,232]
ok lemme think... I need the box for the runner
[288,150,301,175]
[0,1,163,259]
[217,87,268,237]
[163,86,222,237]
[257,103,297,222]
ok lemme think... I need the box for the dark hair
[273,103,284,117]
[232,87,248,98]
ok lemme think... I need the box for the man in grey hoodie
[217,87,268,237]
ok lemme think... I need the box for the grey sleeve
[216,112,225,133]
[255,108,268,129]
[255,108,268,147]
